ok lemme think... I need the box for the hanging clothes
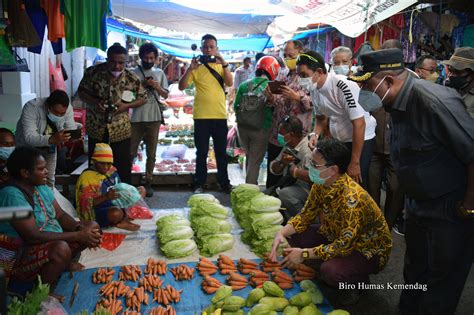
[6,0,41,47]
[40,0,64,42]
[62,0,110,52]
[462,24,474,48]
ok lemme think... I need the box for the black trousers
[344,137,375,190]
[399,215,474,315]
[266,142,283,188]
[88,137,132,184]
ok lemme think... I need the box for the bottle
[137,145,143,162]
[258,154,268,185]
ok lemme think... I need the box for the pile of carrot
[237,258,259,274]
[119,265,142,282]
[96,297,123,315]
[217,254,237,274]
[260,259,282,272]
[272,270,294,289]
[138,274,164,292]
[92,267,115,284]
[196,257,218,275]
[226,272,248,290]
[249,270,270,288]
[153,284,182,305]
[145,258,167,275]
[170,264,195,280]
[201,275,223,294]
[149,305,177,315]
[293,264,316,282]
[99,281,131,298]
[125,287,149,313]
[122,311,139,315]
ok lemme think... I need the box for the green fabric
[63,0,109,51]
[234,77,272,130]
[463,24,474,48]
[0,185,63,238]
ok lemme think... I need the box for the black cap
[348,48,404,82]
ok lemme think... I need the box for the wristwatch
[301,249,310,260]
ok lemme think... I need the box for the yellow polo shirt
[187,63,227,119]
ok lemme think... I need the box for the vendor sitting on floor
[76,143,144,231]
[269,138,392,305]
[0,146,101,293]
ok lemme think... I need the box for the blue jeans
[193,119,230,187]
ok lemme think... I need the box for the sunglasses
[297,54,324,68]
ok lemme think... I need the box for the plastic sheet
[161,144,187,159]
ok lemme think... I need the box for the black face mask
[141,61,154,70]
[445,74,472,91]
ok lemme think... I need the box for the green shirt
[0,185,63,238]
[234,77,272,130]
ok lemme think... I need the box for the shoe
[219,184,234,194]
[144,183,154,198]
[194,186,204,194]
[393,219,405,236]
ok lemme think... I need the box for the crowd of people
[0,33,473,314]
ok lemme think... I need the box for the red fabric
[100,233,126,251]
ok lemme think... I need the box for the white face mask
[312,74,322,89]
[299,77,313,91]
[333,65,350,76]
[110,70,123,78]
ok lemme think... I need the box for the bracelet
[222,63,229,68]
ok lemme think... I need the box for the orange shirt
[40,0,65,42]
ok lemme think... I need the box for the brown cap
[442,47,474,71]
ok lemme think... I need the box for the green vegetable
[250,194,282,212]
[7,277,49,315]
[283,305,300,315]
[223,311,244,315]
[190,202,229,220]
[156,214,190,230]
[259,296,290,311]
[222,295,246,312]
[307,288,324,304]
[188,193,219,207]
[263,281,285,297]
[299,280,317,292]
[290,292,312,307]
[250,212,284,230]
[298,303,322,315]
[191,216,232,238]
[254,224,283,240]
[211,285,233,304]
[160,239,197,258]
[157,225,194,244]
[198,233,234,256]
[203,304,216,313]
[246,288,266,307]
[248,303,274,315]
[327,310,350,315]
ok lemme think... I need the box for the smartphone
[268,81,286,94]
[67,129,82,139]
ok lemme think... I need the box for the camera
[198,55,217,64]
[104,103,117,124]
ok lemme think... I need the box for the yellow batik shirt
[79,63,147,143]
[288,173,392,269]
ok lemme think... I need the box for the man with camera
[78,43,147,184]
[178,34,233,194]
[131,43,169,197]
[269,116,312,219]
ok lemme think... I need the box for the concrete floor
[145,184,474,315]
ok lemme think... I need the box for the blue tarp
[56,259,334,314]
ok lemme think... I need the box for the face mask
[358,77,391,112]
[308,165,329,185]
[285,57,297,71]
[277,133,287,146]
[47,112,65,126]
[426,71,439,83]
[312,74,321,89]
[141,61,154,70]
[0,147,14,161]
[445,75,472,91]
[299,77,313,91]
[110,70,123,78]
[333,65,350,76]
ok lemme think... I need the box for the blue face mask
[357,76,391,112]
[308,165,329,185]
[277,133,287,146]
[0,147,14,161]
[333,65,350,76]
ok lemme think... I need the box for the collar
[317,72,331,91]
[392,74,415,112]
[294,136,309,151]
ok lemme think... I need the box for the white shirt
[311,73,376,142]
[233,66,254,89]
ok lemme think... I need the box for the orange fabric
[40,0,65,42]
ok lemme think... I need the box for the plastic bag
[38,296,67,315]
[161,144,187,159]
[48,59,66,91]
[100,232,126,251]
[127,199,153,220]
[111,183,142,208]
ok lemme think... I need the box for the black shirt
[390,74,474,220]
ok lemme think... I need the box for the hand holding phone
[67,129,82,140]
[268,81,286,94]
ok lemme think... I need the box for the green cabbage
[189,202,229,220]
[250,195,281,213]
[251,238,287,257]
[251,212,284,230]
[198,233,234,256]
[191,216,232,238]
[161,239,197,258]
[254,225,283,240]
[156,214,190,230]
[187,193,219,207]
[157,225,194,244]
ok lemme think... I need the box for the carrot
[239,258,258,267]
[203,286,219,294]
[230,283,247,290]
[218,254,234,265]
[294,275,314,282]
[296,264,316,273]
[295,269,316,277]
[228,272,247,282]
[250,270,268,277]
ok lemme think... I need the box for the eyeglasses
[309,160,328,168]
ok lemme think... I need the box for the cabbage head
[187,193,219,207]
[254,225,283,240]
[250,212,284,231]
[250,195,281,213]
[157,225,194,244]
[161,239,197,258]
[156,214,190,230]
[189,202,228,220]
[191,216,232,238]
[198,233,234,256]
